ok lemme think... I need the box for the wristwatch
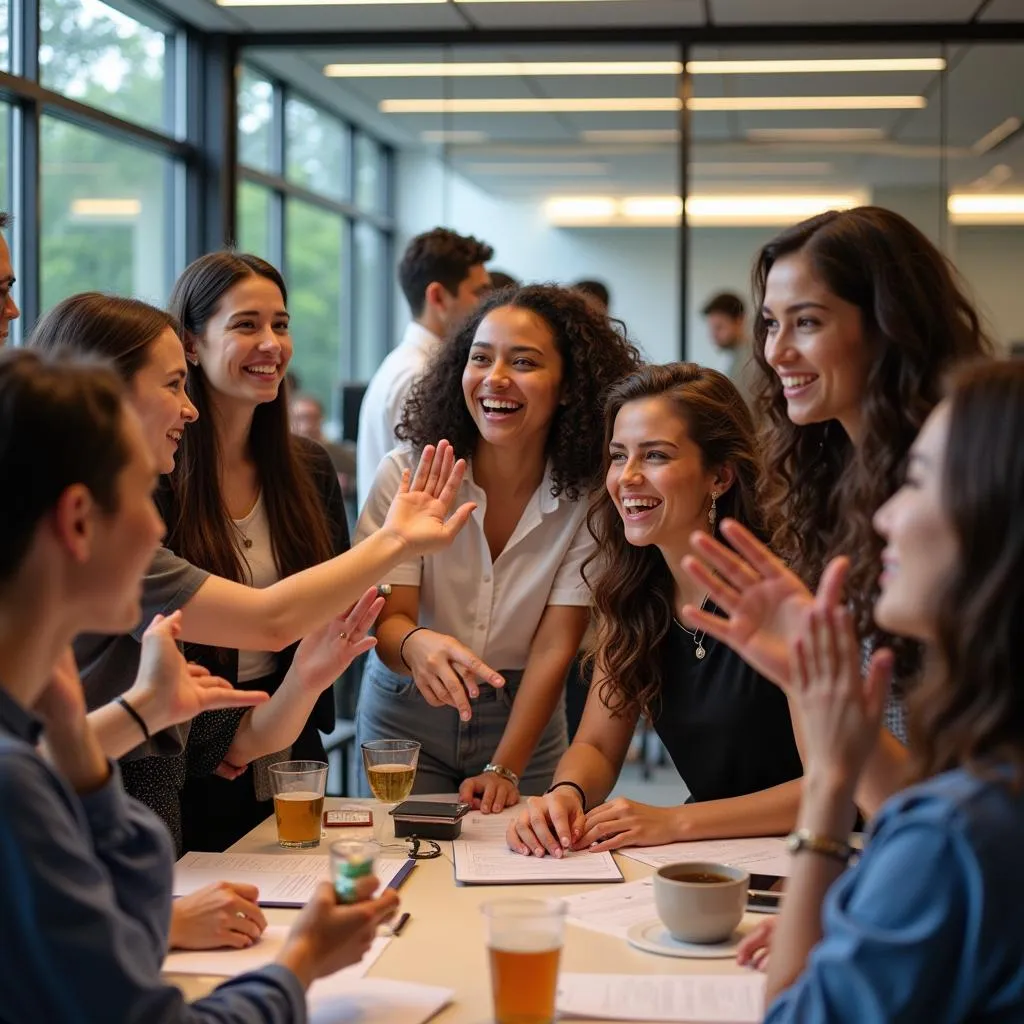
[785,829,854,865]
[482,763,520,787]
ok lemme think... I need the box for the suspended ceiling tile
[463,0,703,29]
[710,0,981,24]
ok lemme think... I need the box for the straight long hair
[165,252,333,583]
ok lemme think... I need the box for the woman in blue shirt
[761,360,1024,1022]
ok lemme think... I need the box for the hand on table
[680,519,850,691]
[460,771,519,814]
[381,441,477,557]
[506,789,585,857]
[737,917,776,971]
[401,629,504,721]
[577,798,680,853]
[169,881,267,950]
[291,590,383,694]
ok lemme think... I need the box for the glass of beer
[482,899,566,1024]
[268,760,328,849]
[361,739,420,843]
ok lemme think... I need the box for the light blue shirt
[766,766,1024,1023]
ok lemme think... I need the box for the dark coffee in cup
[666,870,733,884]
[653,861,749,943]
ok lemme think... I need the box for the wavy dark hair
[583,363,769,718]
[397,284,642,501]
[165,252,333,584]
[751,206,992,678]
[28,292,181,381]
[907,360,1024,783]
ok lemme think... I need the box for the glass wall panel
[286,199,343,413]
[0,103,9,211]
[353,220,385,380]
[0,0,9,71]
[41,116,170,309]
[286,96,347,201]
[237,180,272,260]
[354,133,385,214]
[238,66,275,173]
[40,0,166,131]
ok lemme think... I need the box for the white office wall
[953,227,1024,350]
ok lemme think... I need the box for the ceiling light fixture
[327,60,681,77]
[381,96,924,115]
[746,128,888,142]
[70,198,142,217]
[465,161,608,175]
[420,130,489,144]
[947,193,1024,224]
[687,57,945,75]
[581,129,681,144]
[970,117,1023,156]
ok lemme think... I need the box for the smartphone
[390,800,470,822]
[747,873,786,914]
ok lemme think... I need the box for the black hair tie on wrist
[545,780,587,813]
[116,695,150,741]
[399,626,428,671]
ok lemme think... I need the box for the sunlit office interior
[2,0,1024,1019]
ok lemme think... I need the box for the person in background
[573,279,610,315]
[682,206,992,819]
[701,291,754,406]
[760,360,1024,1022]
[0,212,19,346]
[357,285,641,811]
[507,364,801,857]
[0,349,399,1024]
[488,270,520,291]
[357,227,494,510]
[290,390,357,501]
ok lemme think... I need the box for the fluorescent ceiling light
[747,128,887,142]
[545,193,864,227]
[71,198,141,217]
[225,0,648,5]
[381,97,681,114]
[691,95,924,111]
[581,129,680,143]
[382,96,923,114]
[965,164,1013,192]
[327,61,680,77]
[465,161,608,175]
[420,130,488,144]
[687,58,945,75]
[948,193,1024,224]
[693,161,834,176]
[971,117,1022,156]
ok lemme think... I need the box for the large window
[354,133,385,215]
[286,96,348,202]
[40,0,167,132]
[0,0,9,71]
[41,117,170,308]
[237,180,273,259]
[354,221,386,381]
[0,103,9,211]
[238,67,275,174]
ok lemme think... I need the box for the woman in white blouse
[357,285,641,811]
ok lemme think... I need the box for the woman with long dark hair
[682,206,991,815]
[357,285,641,810]
[507,364,802,855]
[761,360,1024,1021]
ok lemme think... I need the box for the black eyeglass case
[390,800,470,840]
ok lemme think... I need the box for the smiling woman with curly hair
[355,285,641,811]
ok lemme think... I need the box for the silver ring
[235,911,247,920]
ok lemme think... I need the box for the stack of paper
[563,877,656,940]
[619,837,792,877]
[172,851,413,907]
[557,973,766,1023]
[452,839,621,885]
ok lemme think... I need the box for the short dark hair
[29,293,181,384]
[0,349,129,581]
[0,211,9,230]
[398,228,494,317]
[702,292,745,319]
[574,279,610,309]
[488,270,520,291]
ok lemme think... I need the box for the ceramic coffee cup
[653,861,749,944]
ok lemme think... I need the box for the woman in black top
[507,363,802,856]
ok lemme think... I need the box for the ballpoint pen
[392,912,411,936]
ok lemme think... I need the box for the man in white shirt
[356,228,493,510]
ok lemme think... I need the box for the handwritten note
[619,837,792,878]
[557,973,766,1023]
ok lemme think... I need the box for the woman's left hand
[791,602,893,787]
[576,798,680,852]
[292,587,384,694]
[459,772,520,813]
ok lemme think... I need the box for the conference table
[168,797,765,1023]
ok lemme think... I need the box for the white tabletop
[169,798,759,1023]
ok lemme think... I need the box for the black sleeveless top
[651,618,803,803]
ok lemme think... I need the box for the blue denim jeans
[354,650,568,797]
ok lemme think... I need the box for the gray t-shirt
[75,546,209,761]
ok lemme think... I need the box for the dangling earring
[708,491,718,531]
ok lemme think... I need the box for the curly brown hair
[397,284,642,501]
[751,207,992,679]
[908,360,1024,784]
[583,363,770,719]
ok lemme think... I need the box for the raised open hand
[381,441,477,556]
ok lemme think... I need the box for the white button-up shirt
[356,446,596,671]
[356,321,441,512]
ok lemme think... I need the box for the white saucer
[626,919,748,959]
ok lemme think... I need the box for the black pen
[392,912,411,936]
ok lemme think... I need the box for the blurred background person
[702,291,754,407]
[573,279,611,316]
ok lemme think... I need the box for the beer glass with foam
[482,899,566,1024]
[268,760,328,848]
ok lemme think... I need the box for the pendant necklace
[675,593,709,660]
